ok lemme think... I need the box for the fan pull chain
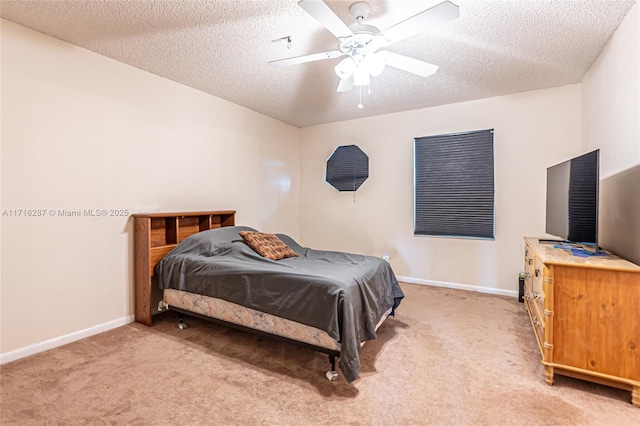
[358,86,363,109]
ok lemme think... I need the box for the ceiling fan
[269,0,460,96]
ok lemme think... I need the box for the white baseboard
[397,276,519,298]
[0,315,135,365]
[0,279,516,364]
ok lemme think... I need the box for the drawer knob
[533,315,540,326]
[533,291,540,299]
[535,267,540,277]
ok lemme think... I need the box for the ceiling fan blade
[298,0,354,39]
[380,1,459,46]
[269,50,344,67]
[337,76,354,92]
[384,52,439,77]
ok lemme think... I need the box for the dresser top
[525,237,640,272]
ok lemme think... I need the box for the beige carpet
[1,283,637,425]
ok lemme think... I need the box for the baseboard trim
[397,276,518,298]
[0,315,135,365]
[1,279,515,364]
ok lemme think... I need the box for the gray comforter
[155,226,404,382]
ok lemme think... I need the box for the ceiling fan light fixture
[364,52,386,77]
[335,57,356,80]
[272,1,460,100]
[353,66,370,86]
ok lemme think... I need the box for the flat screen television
[545,149,600,254]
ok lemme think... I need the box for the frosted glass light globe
[334,57,356,80]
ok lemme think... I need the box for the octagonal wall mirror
[326,145,369,192]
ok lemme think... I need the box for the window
[414,129,495,239]
[325,145,369,192]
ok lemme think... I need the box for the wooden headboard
[133,211,236,326]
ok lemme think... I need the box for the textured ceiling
[1,0,635,128]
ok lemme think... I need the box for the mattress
[163,288,392,352]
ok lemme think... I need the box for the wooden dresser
[523,237,640,407]
[133,211,236,326]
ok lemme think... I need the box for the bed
[133,211,404,382]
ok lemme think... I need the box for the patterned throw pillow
[239,231,298,261]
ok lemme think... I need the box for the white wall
[0,20,301,355]
[582,2,639,264]
[582,2,639,177]
[300,85,582,294]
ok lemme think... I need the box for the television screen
[545,149,599,249]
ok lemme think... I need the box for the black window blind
[414,129,495,239]
[325,145,369,192]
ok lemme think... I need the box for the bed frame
[132,211,343,379]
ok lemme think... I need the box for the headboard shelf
[150,217,177,247]
[133,210,236,325]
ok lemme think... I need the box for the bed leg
[177,313,189,330]
[326,355,338,381]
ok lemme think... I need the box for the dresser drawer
[524,244,546,315]
[524,244,546,355]
[524,244,534,273]
[525,298,544,353]
[523,244,535,296]
[532,256,546,316]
